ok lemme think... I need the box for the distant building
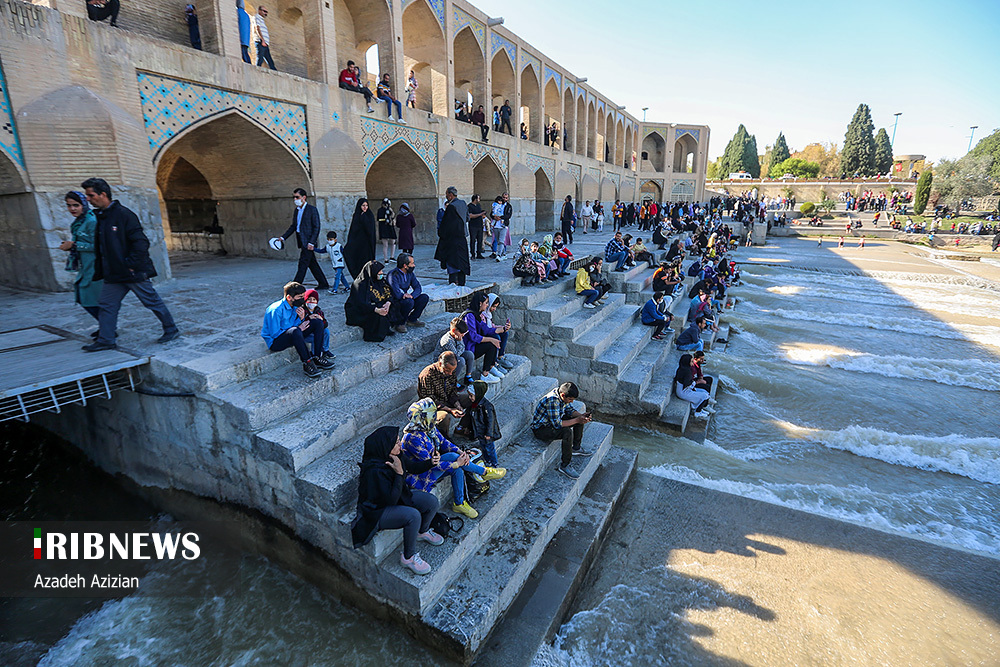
[893,155,927,179]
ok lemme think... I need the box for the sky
[473,0,1000,164]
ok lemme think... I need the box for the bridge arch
[365,141,437,244]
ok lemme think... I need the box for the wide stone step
[501,274,575,311]
[661,361,721,433]
[565,302,639,361]
[522,285,588,330]
[420,421,616,658]
[590,318,654,378]
[212,313,453,431]
[473,445,637,667]
[617,327,676,403]
[549,292,626,342]
[602,259,650,291]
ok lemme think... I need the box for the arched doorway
[615,120,626,168]
[586,101,596,158]
[520,65,540,142]
[624,128,635,171]
[562,88,575,153]
[534,168,554,230]
[642,132,665,172]
[604,113,614,165]
[332,0,392,85]
[453,27,485,114]
[155,111,312,257]
[473,156,506,202]
[671,180,695,203]
[640,180,662,201]
[491,52,515,133]
[674,133,698,173]
[544,79,561,148]
[0,150,49,290]
[402,0,448,116]
[575,95,587,155]
[366,141,437,243]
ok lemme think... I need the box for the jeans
[376,490,438,559]
[676,339,704,352]
[269,319,326,362]
[557,256,571,274]
[332,267,351,291]
[455,349,475,381]
[496,329,508,357]
[390,293,429,325]
[428,452,486,504]
[379,95,403,119]
[492,233,506,257]
[241,44,251,63]
[606,250,628,271]
[96,280,177,345]
[478,437,498,467]
[256,42,276,70]
[533,409,584,467]
[579,288,599,305]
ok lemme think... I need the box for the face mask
[306,302,318,310]
[294,199,305,208]
[377,273,385,281]
[291,297,305,308]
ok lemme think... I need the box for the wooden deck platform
[0,327,149,422]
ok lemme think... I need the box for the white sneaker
[401,552,431,575]
[693,410,710,420]
[495,256,502,262]
[489,367,505,378]
[583,303,596,309]
[367,106,375,113]
[497,357,515,370]
[417,530,443,546]
[398,117,406,124]
[708,398,718,406]
[481,373,500,384]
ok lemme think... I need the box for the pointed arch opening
[586,101,596,158]
[366,141,437,243]
[640,180,662,201]
[615,120,626,168]
[402,0,448,116]
[333,0,393,86]
[453,27,485,115]
[519,65,540,143]
[575,95,587,155]
[534,168,554,230]
[562,88,575,153]
[596,108,607,163]
[624,127,635,171]
[674,133,698,173]
[473,156,506,201]
[491,52,515,134]
[641,132,665,172]
[544,79,561,148]
[155,110,311,256]
[0,149,48,290]
[263,2,324,81]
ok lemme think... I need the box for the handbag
[430,512,464,538]
[65,248,81,272]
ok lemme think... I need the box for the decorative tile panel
[544,66,561,90]
[137,72,309,168]
[0,57,24,169]
[565,80,575,94]
[622,175,636,197]
[671,179,695,195]
[521,51,540,76]
[465,140,508,182]
[567,162,581,183]
[643,126,665,140]
[587,167,601,181]
[525,153,554,186]
[640,178,664,193]
[452,6,484,52]
[608,172,620,187]
[491,33,516,67]
[361,116,438,184]
[402,0,444,29]
[675,128,700,142]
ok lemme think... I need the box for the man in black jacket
[281,188,330,290]
[560,195,575,244]
[81,178,179,352]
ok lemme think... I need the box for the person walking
[80,178,179,352]
[377,197,397,263]
[560,195,576,244]
[58,191,103,335]
[405,70,418,109]
[281,188,329,290]
[435,186,471,286]
[253,6,276,70]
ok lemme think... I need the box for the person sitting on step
[344,260,393,343]
[435,317,475,388]
[302,288,335,365]
[531,382,592,480]
[641,291,674,341]
[417,351,472,437]
[462,293,503,384]
[459,380,503,467]
[605,231,631,272]
[351,426,442,576]
[676,315,708,352]
[260,281,333,378]
[385,252,428,334]
[552,232,573,276]
[575,259,602,309]
[692,350,714,392]
[484,294,515,373]
[631,237,655,266]
[674,354,714,421]
[588,258,611,304]
[529,241,552,282]
[401,398,506,520]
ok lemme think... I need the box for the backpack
[463,448,490,502]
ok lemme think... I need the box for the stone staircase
[153,296,632,664]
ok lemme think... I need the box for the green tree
[768,157,821,179]
[706,158,720,180]
[718,125,758,178]
[772,132,791,165]
[745,133,761,178]
[874,128,893,175]
[968,127,1000,180]
[842,104,876,176]
[932,155,994,208]
[913,170,933,214]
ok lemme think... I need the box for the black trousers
[469,223,484,258]
[500,117,512,135]
[561,221,573,244]
[533,409,584,467]
[339,82,373,105]
[270,319,326,362]
[478,124,489,142]
[447,272,467,287]
[294,248,330,288]
[472,341,497,372]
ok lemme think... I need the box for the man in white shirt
[254,6,276,70]
[580,201,594,235]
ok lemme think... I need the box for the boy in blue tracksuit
[641,291,674,340]
[261,281,333,378]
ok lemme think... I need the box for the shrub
[799,202,816,216]
[914,171,933,215]
[817,199,837,214]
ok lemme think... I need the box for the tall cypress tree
[719,125,756,177]
[772,132,791,165]
[842,104,876,176]
[874,128,893,175]
[745,133,761,178]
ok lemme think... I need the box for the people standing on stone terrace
[467,194,486,260]
[435,186,471,285]
[344,198,376,279]
[386,253,428,334]
[376,197,397,263]
[86,0,120,27]
[345,261,392,343]
[395,203,416,255]
[499,100,513,135]
[80,178,179,352]
[260,281,330,378]
[59,191,103,335]
[338,61,375,113]
[318,231,350,295]
[376,73,405,123]
[490,196,507,260]
[184,5,201,49]
[560,195,576,244]
[351,425,442,577]
[405,70,418,109]
[531,382,592,480]
[280,188,330,290]
[253,6,276,70]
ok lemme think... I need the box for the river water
[3,238,998,666]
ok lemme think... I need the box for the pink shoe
[401,552,431,575]
[418,529,444,546]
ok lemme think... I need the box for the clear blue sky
[473,0,1000,164]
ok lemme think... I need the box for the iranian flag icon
[34,528,41,559]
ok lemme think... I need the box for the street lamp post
[968,126,979,153]
[890,112,902,150]
[642,107,648,122]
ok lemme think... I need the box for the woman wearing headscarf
[58,191,103,334]
[376,197,397,263]
[434,190,471,286]
[674,354,713,421]
[344,260,392,342]
[400,398,505,520]
[351,425,442,576]
[344,198,376,279]
[396,202,416,254]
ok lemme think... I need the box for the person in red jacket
[338,60,374,113]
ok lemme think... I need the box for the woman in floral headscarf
[399,398,505,519]
[58,191,103,336]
